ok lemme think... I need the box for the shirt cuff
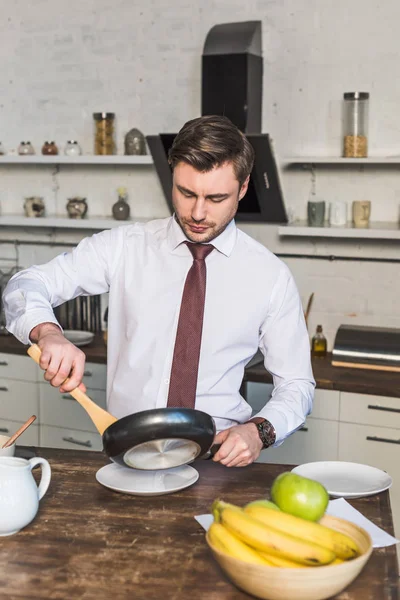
[10,310,63,346]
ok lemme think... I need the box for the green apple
[245,499,280,511]
[271,472,329,521]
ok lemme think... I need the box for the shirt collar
[167,215,237,257]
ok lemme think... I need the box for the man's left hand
[212,423,263,467]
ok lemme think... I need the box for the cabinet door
[82,363,107,391]
[257,418,339,465]
[0,378,39,421]
[39,383,106,432]
[0,418,39,445]
[338,421,400,562]
[40,425,103,452]
[340,392,400,430]
[338,421,399,476]
[311,390,340,421]
[0,353,38,382]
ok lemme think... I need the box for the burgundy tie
[167,242,214,408]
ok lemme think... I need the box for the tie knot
[186,242,214,261]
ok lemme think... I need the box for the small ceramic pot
[66,197,88,219]
[24,197,45,218]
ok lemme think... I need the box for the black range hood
[147,20,288,224]
[146,133,287,223]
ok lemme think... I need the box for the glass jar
[93,112,115,155]
[66,197,88,219]
[64,140,82,156]
[42,141,58,155]
[124,128,146,155]
[18,141,35,155]
[343,92,369,158]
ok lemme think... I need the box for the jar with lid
[18,141,35,155]
[64,140,82,156]
[343,92,369,158]
[93,112,115,155]
[42,141,58,155]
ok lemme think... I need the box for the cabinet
[0,352,107,451]
[256,389,340,465]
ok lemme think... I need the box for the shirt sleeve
[2,228,118,345]
[253,265,315,446]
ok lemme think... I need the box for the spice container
[18,141,35,155]
[343,92,369,158]
[64,140,82,156]
[42,141,58,155]
[311,325,327,358]
[93,112,115,155]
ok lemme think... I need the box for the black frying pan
[28,345,219,470]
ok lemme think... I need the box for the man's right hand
[29,322,87,393]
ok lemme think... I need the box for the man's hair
[168,115,255,187]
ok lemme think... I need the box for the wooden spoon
[27,344,117,435]
[304,292,314,330]
[2,415,37,448]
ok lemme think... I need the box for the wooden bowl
[206,514,373,600]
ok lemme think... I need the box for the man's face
[172,161,249,243]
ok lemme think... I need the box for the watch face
[258,421,276,448]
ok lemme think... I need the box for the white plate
[64,330,94,347]
[292,461,392,498]
[95,462,199,496]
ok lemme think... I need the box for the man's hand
[212,423,263,467]
[30,322,87,393]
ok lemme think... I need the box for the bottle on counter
[311,325,327,358]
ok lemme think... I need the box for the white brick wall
[1,0,400,348]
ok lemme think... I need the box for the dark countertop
[1,447,398,600]
[244,353,400,399]
[1,334,399,398]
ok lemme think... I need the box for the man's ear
[239,175,250,201]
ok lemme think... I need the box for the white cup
[0,434,16,457]
[0,456,51,536]
[329,201,347,226]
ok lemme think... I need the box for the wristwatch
[249,418,276,449]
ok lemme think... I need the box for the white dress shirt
[3,216,315,444]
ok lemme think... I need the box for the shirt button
[165,378,170,385]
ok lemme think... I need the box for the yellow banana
[208,523,274,566]
[331,558,345,565]
[244,504,360,561]
[217,505,336,566]
[258,551,307,568]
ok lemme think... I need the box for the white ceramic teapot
[0,456,51,536]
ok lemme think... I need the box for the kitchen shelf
[283,157,400,166]
[0,155,153,165]
[0,215,153,230]
[278,221,400,240]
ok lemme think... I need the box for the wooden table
[0,448,398,600]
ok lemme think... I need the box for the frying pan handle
[202,443,222,460]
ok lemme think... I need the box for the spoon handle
[2,415,37,448]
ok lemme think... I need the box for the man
[3,115,314,467]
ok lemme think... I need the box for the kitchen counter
[1,334,399,398]
[1,447,398,600]
[244,353,400,399]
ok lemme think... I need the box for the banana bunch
[209,499,361,568]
